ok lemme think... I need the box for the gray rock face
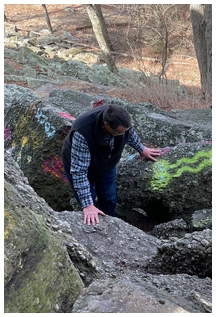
[72,274,212,313]
[52,210,212,279]
[53,211,161,269]
[117,141,212,223]
[48,89,212,147]
[4,85,212,226]
[150,229,212,278]
[4,84,73,211]
[4,152,84,313]
[4,151,212,313]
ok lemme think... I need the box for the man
[62,104,160,225]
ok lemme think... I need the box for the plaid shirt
[70,127,144,208]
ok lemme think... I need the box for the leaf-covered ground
[4,4,209,110]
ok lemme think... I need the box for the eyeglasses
[113,130,125,136]
[104,122,130,136]
[113,127,130,136]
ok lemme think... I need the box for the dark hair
[103,105,132,130]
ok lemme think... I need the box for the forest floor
[4,4,211,110]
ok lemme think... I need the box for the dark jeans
[63,163,117,217]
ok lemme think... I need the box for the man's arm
[127,127,161,161]
[71,131,105,224]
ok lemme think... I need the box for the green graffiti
[151,150,212,190]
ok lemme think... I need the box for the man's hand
[83,204,105,225]
[140,147,161,162]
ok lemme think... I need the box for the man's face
[103,122,130,136]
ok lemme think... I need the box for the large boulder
[4,84,75,211]
[4,152,84,313]
[53,210,212,278]
[149,228,212,278]
[48,89,212,148]
[4,85,212,225]
[117,141,212,223]
[52,210,212,312]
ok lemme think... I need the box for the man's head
[103,105,132,136]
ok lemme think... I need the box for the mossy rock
[4,180,84,313]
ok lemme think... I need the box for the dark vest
[62,105,129,182]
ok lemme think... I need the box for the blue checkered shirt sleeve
[127,127,145,153]
[70,131,93,208]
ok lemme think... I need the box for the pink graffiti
[58,112,76,120]
[4,124,11,142]
[42,155,68,182]
[93,99,105,108]
[159,147,170,155]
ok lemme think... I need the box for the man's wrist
[138,144,145,154]
[80,196,94,209]
[83,204,93,208]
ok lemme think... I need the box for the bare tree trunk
[4,14,9,22]
[84,4,118,75]
[42,4,53,34]
[190,4,212,103]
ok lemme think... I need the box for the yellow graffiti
[151,150,212,191]
[22,136,28,146]
[15,114,42,150]
[32,136,41,149]
[14,101,43,150]
[4,211,15,239]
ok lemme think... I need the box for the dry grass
[104,84,210,111]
